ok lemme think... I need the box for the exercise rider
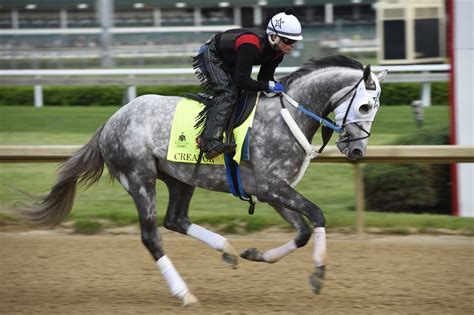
[192,7,303,159]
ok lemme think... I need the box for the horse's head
[279,56,387,161]
[333,65,387,161]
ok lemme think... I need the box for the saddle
[185,91,259,132]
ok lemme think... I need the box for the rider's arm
[234,43,271,92]
[257,53,284,83]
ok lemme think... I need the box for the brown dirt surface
[1,229,473,314]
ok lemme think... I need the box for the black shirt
[216,29,284,92]
[234,41,284,91]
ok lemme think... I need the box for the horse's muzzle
[336,139,348,155]
[347,147,364,161]
[337,140,365,161]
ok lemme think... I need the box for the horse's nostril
[349,148,364,161]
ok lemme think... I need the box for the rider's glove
[268,81,286,93]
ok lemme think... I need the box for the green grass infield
[1,105,472,235]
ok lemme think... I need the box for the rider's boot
[203,125,236,159]
[198,100,236,160]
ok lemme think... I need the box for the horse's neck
[284,78,333,140]
[285,70,360,140]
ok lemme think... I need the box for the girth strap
[223,152,256,215]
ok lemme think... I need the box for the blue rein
[280,93,344,134]
[280,76,365,135]
[295,103,344,134]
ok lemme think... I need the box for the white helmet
[266,8,303,41]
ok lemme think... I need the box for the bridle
[279,75,374,145]
[334,77,372,144]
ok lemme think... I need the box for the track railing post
[127,75,137,103]
[421,76,432,107]
[354,163,365,235]
[34,76,43,108]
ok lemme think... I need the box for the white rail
[0,64,450,108]
[0,64,450,76]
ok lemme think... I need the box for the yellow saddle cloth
[167,97,258,165]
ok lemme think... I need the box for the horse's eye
[358,104,373,115]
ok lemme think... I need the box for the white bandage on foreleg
[313,227,327,267]
[186,224,227,251]
[262,240,297,263]
[156,255,189,299]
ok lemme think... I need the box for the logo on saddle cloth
[167,98,257,165]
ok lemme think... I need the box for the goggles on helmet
[279,37,297,45]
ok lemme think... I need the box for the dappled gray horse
[12,55,386,306]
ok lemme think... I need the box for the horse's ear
[363,65,371,83]
[377,70,388,82]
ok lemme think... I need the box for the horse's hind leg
[241,205,312,263]
[159,173,238,269]
[121,172,198,307]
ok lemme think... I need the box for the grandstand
[0,0,377,68]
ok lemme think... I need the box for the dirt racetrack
[1,229,473,314]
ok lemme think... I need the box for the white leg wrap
[313,227,327,267]
[156,255,189,299]
[262,240,297,263]
[187,223,226,251]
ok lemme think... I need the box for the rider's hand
[268,81,286,93]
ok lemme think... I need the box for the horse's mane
[280,55,363,87]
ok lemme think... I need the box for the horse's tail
[10,125,105,228]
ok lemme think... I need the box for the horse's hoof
[308,265,326,294]
[222,241,238,269]
[182,292,199,307]
[222,252,238,269]
[240,248,265,262]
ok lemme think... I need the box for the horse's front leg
[241,205,312,263]
[255,180,327,294]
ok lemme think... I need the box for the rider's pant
[192,37,237,148]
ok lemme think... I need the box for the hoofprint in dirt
[0,231,472,315]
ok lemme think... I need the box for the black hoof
[222,252,238,269]
[309,265,325,294]
[240,248,265,262]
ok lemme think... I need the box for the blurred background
[1,0,472,228]
[1,0,445,69]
